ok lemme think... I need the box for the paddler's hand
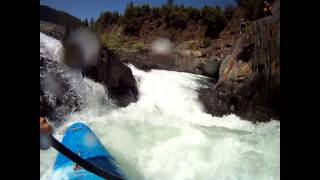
[40,117,53,135]
[40,117,53,150]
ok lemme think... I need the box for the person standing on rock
[240,18,246,34]
[263,1,272,16]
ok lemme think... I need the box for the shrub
[242,23,252,33]
[100,29,123,49]
[187,41,199,50]
[200,37,211,48]
[132,42,145,51]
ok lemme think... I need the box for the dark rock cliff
[199,0,280,122]
[40,28,139,120]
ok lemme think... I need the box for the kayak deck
[52,122,125,179]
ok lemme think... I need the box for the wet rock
[40,57,82,121]
[82,48,139,107]
[198,0,280,122]
[62,30,139,107]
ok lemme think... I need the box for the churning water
[40,33,280,180]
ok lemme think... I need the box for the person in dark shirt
[263,1,272,16]
[240,18,246,34]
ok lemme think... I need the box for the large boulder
[199,0,280,122]
[63,29,139,107]
[82,48,139,107]
[40,27,139,121]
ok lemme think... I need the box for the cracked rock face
[198,0,280,122]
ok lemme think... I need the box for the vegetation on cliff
[41,0,272,49]
[91,0,274,49]
[40,0,280,121]
[93,0,233,43]
[236,0,276,20]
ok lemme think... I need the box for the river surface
[40,32,280,180]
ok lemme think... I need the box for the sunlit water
[40,33,280,180]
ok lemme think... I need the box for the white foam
[40,34,280,180]
[40,32,63,62]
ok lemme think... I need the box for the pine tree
[167,0,174,7]
[90,18,94,27]
[128,1,134,8]
[83,18,88,27]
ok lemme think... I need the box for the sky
[40,0,236,21]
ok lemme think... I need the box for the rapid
[40,32,280,180]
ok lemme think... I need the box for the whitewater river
[40,33,280,180]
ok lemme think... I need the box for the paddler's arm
[40,117,53,150]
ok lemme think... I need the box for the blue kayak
[52,122,125,180]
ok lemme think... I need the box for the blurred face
[63,28,101,69]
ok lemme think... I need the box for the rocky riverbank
[40,29,139,121]
[40,0,280,122]
[199,0,280,122]
[118,0,280,122]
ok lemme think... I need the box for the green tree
[123,1,142,35]
[200,6,225,38]
[187,7,200,21]
[141,4,151,15]
[224,4,235,21]
[167,11,188,29]
[124,1,137,20]
[200,6,214,24]
[111,12,120,23]
[95,11,120,32]
[237,0,265,20]
[128,1,134,8]
[90,18,94,27]
[167,0,174,7]
[151,7,161,18]
[83,18,88,27]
